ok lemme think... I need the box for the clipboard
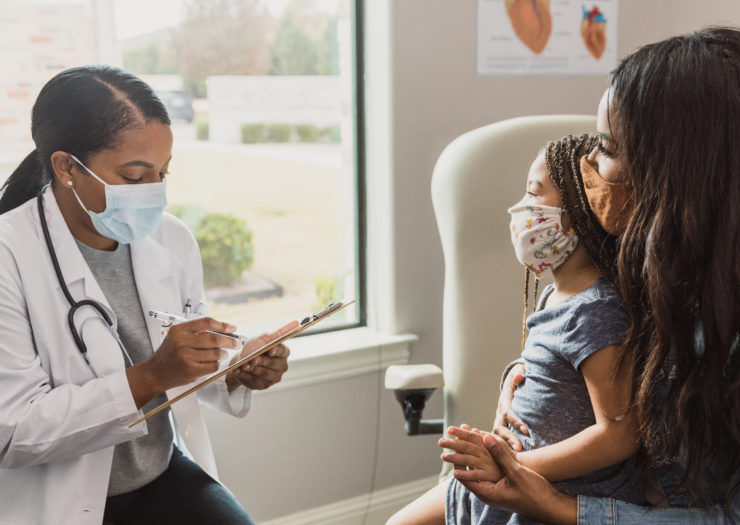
[129,299,355,428]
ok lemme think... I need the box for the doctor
[0,65,292,525]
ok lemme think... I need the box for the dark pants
[103,447,256,525]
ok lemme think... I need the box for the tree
[271,12,320,75]
[271,0,338,76]
[122,27,180,77]
[172,0,275,96]
[316,16,339,76]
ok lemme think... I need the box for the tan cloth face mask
[580,155,632,236]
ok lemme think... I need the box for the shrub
[320,125,341,144]
[196,121,209,141]
[296,124,321,143]
[196,213,255,287]
[168,205,254,287]
[265,123,292,143]
[240,123,337,144]
[312,272,342,311]
[241,123,266,144]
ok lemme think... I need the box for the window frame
[298,0,367,337]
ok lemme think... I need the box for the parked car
[157,90,195,122]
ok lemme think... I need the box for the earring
[66,181,73,187]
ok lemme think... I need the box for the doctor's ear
[50,151,77,188]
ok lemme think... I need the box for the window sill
[252,327,418,395]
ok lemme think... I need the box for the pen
[148,309,249,344]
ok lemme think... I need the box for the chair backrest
[432,115,597,439]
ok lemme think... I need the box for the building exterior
[0,0,117,179]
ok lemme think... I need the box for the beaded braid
[521,269,539,351]
[544,134,619,285]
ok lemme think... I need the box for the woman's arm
[449,433,577,525]
[0,240,239,467]
[0,256,148,467]
[515,344,640,481]
[442,344,638,493]
[177,228,291,414]
[493,361,528,451]
[453,434,740,525]
[178,225,253,416]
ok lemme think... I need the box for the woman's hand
[454,433,578,525]
[493,363,528,451]
[439,425,503,483]
[225,321,297,392]
[128,317,242,408]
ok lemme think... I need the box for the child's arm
[514,344,639,482]
[440,345,637,483]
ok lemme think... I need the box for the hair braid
[521,269,540,351]
[544,134,619,285]
[518,134,617,353]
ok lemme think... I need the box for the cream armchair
[386,115,596,447]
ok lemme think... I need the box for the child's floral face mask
[507,200,579,277]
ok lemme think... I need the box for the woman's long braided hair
[520,134,619,350]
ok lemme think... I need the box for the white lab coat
[0,190,251,525]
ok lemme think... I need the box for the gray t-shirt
[447,278,643,525]
[75,240,173,496]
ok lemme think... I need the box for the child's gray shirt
[447,278,643,525]
[511,277,642,500]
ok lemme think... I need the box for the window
[0,0,364,336]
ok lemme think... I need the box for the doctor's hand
[128,317,242,408]
[225,321,297,392]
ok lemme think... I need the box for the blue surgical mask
[69,154,167,244]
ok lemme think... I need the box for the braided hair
[519,134,619,351]
[544,133,619,285]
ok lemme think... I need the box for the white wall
[206,2,740,523]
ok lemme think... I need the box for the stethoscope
[37,185,133,372]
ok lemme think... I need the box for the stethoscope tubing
[37,185,115,366]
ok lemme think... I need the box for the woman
[451,26,740,523]
[0,66,292,525]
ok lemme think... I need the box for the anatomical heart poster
[477,0,618,75]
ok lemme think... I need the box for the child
[387,134,641,525]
